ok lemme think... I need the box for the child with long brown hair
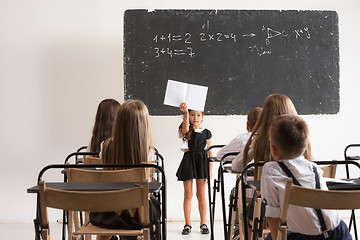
[101,99,152,165]
[176,102,212,235]
[88,98,120,153]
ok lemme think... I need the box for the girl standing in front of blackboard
[176,102,213,235]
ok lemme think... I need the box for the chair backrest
[255,161,264,180]
[39,180,149,238]
[320,163,337,178]
[66,167,146,183]
[278,178,360,239]
[83,156,103,164]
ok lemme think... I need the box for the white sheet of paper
[163,80,208,111]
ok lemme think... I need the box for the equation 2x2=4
[153,32,237,43]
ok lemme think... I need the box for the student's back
[262,158,342,236]
[217,107,262,164]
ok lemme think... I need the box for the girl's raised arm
[180,102,189,135]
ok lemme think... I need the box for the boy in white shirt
[261,115,351,240]
[217,107,262,163]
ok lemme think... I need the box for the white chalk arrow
[242,33,256,37]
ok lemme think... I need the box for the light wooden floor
[1,217,358,240]
[0,220,225,240]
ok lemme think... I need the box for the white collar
[194,128,204,133]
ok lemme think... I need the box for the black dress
[176,128,212,181]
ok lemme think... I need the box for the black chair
[75,145,88,162]
[216,152,240,240]
[152,147,165,240]
[344,144,360,240]
[206,144,242,240]
[206,145,224,240]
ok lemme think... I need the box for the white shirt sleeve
[231,137,254,172]
[261,162,281,218]
[217,137,240,161]
[217,132,251,161]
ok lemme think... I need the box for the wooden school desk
[27,163,167,240]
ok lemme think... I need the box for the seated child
[217,107,262,164]
[261,115,351,240]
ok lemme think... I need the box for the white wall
[1,0,360,223]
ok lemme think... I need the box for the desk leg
[33,219,40,240]
[207,162,214,240]
[350,210,358,240]
[162,185,167,240]
[242,180,249,240]
[62,210,67,240]
[33,194,41,240]
[220,169,228,240]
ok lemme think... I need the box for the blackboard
[124,10,339,115]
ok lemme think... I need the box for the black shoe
[200,224,209,234]
[182,224,192,235]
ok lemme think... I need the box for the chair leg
[278,226,287,240]
[84,213,91,240]
[228,195,236,239]
[237,184,245,240]
[251,196,261,240]
[41,228,50,240]
[68,211,73,240]
[143,228,150,240]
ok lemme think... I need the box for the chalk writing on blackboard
[150,22,313,59]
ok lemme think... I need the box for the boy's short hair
[247,107,262,131]
[270,115,309,157]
